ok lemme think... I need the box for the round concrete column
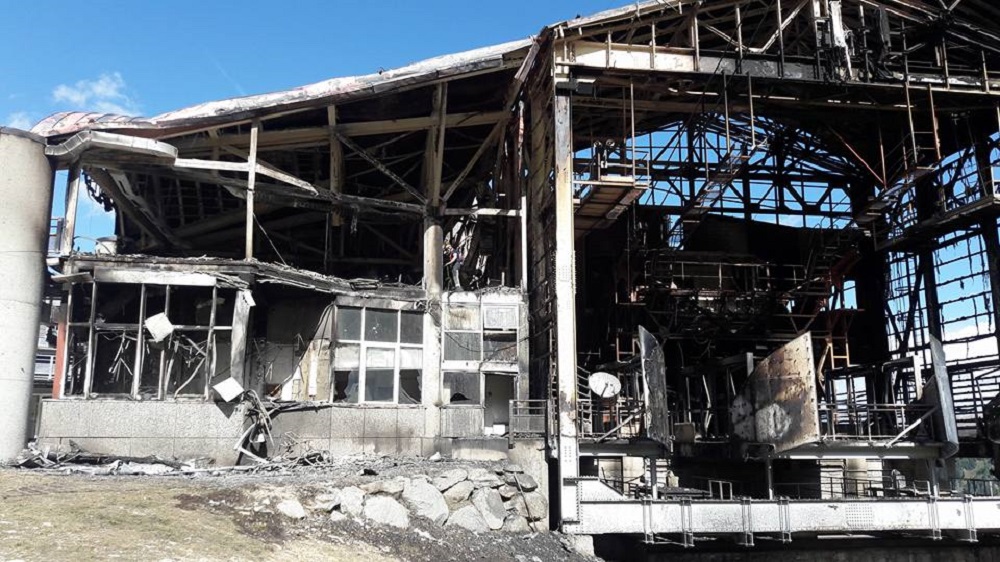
[0,128,53,463]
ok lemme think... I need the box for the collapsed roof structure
[2,0,1000,552]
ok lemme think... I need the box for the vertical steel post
[554,92,580,524]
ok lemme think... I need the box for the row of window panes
[444,304,518,331]
[331,367,484,407]
[336,306,422,344]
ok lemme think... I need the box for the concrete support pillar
[0,129,54,462]
[553,92,580,523]
[423,217,444,453]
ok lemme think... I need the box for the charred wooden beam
[332,130,427,205]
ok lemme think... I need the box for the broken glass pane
[333,369,359,403]
[365,347,395,369]
[91,330,138,395]
[334,344,361,369]
[365,309,398,342]
[444,371,481,405]
[399,369,422,404]
[336,307,362,341]
[484,332,518,362]
[482,305,517,330]
[400,347,422,369]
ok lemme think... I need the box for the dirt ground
[0,458,594,562]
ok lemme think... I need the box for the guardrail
[818,402,936,441]
[578,397,645,440]
[509,399,547,447]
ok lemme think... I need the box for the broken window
[444,371,481,405]
[333,306,423,404]
[62,278,235,401]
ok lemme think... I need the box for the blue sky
[1,0,620,246]
[1,1,619,128]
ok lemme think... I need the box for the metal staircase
[787,229,858,322]
[666,133,768,249]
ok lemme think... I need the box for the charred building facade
[6,0,1000,551]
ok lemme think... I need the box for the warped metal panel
[639,326,671,447]
[754,333,819,452]
[731,333,820,453]
[925,335,959,457]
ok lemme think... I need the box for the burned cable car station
[5,0,1000,551]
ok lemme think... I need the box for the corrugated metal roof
[32,38,532,138]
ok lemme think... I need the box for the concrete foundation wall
[270,405,531,463]
[271,406,431,457]
[35,402,550,499]
[36,400,246,464]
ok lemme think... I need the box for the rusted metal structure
[18,0,1000,551]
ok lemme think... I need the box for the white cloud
[52,72,139,115]
[5,111,33,130]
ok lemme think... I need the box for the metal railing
[644,258,806,295]
[774,475,932,499]
[508,399,547,447]
[949,478,1000,497]
[818,402,936,441]
[577,397,645,440]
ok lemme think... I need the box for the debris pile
[258,463,548,534]
[13,442,550,536]
[13,443,196,475]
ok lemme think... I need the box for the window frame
[63,280,233,401]
[334,306,423,405]
[443,301,519,368]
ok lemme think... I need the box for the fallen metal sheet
[213,377,246,403]
[44,130,177,164]
[51,272,93,284]
[145,312,175,343]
